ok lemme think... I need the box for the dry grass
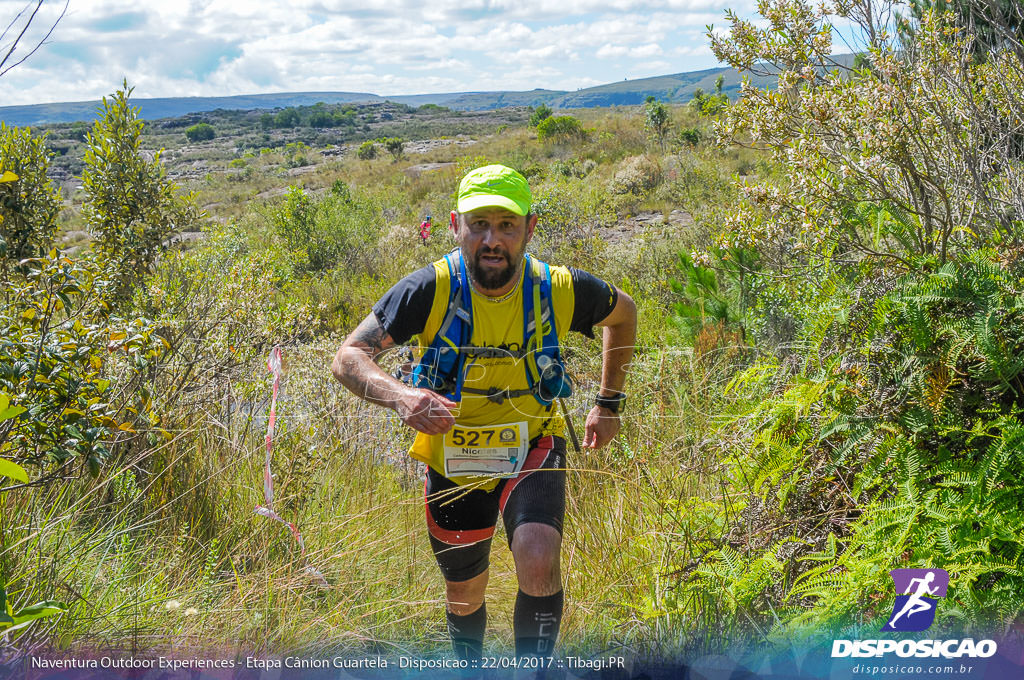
[3,104,759,658]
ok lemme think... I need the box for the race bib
[442,422,529,477]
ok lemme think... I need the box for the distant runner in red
[420,215,432,244]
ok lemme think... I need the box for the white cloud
[0,0,740,106]
[405,58,470,72]
[672,44,713,57]
[596,42,662,59]
[631,60,672,76]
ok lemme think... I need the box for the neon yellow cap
[456,164,531,216]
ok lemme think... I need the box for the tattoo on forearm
[351,314,391,355]
[334,314,405,408]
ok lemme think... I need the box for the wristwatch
[594,391,627,414]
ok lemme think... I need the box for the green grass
[3,342,731,655]
[2,103,780,657]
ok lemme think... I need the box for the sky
[0,0,760,107]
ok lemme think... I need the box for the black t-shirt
[372,263,618,345]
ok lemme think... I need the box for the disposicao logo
[883,568,949,632]
[831,567,998,659]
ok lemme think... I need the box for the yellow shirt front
[409,256,576,486]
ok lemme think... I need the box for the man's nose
[481,225,500,248]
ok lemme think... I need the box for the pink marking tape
[254,346,306,555]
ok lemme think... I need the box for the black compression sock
[513,589,563,657]
[447,603,486,661]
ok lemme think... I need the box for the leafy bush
[529,103,553,128]
[270,185,382,275]
[537,115,586,144]
[690,77,729,116]
[336,110,357,127]
[138,231,322,402]
[662,150,736,212]
[184,122,215,142]
[0,251,161,481]
[274,108,300,129]
[356,140,377,160]
[694,254,1024,633]
[677,126,702,147]
[331,179,352,202]
[707,3,1023,270]
[644,96,672,149]
[82,84,201,303]
[550,158,594,179]
[530,174,618,262]
[308,110,335,127]
[383,137,405,161]
[669,251,743,337]
[659,0,1024,640]
[0,124,61,264]
[417,103,450,114]
[67,122,89,142]
[272,186,317,261]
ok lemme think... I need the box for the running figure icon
[886,572,938,628]
[883,568,949,632]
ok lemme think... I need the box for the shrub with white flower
[705,0,1023,273]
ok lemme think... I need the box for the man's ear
[450,211,458,236]
[526,213,538,242]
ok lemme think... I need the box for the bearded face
[455,209,535,293]
[465,240,525,290]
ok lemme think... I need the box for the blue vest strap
[408,251,571,405]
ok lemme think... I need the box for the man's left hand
[582,405,620,449]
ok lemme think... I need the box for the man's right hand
[333,313,457,435]
[396,387,457,435]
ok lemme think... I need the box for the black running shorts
[424,435,567,583]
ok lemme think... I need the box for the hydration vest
[408,250,573,405]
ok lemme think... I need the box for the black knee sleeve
[447,602,487,661]
[429,533,492,582]
[513,589,563,657]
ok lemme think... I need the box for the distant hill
[432,89,568,111]
[543,54,856,109]
[0,59,854,126]
[0,92,386,126]
[549,67,774,108]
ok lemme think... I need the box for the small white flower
[183,607,199,617]
[165,600,181,612]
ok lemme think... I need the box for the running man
[420,215,432,244]
[331,165,636,661]
[886,572,939,629]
